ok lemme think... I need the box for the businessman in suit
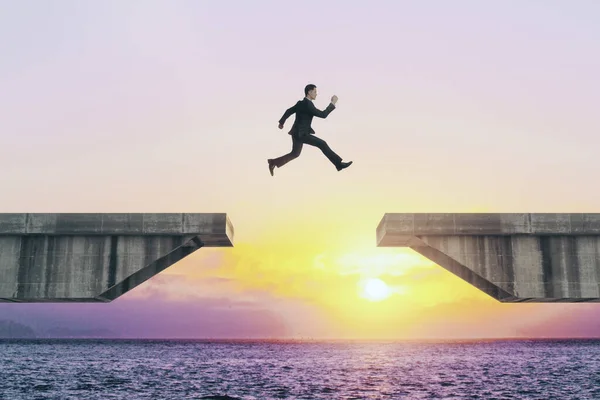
[267,84,353,176]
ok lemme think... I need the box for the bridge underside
[0,213,233,302]
[377,213,600,302]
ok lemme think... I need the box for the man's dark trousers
[271,133,343,168]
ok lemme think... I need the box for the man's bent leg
[270,138,303,168]
[301,135,343,168]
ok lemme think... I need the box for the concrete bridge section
[376,213,600,302]
[0,213,233,302]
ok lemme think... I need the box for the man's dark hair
[304,84,316,96]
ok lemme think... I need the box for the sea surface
[0,338,599,399]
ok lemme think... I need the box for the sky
[1,0,600,339]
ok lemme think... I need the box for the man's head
[304,84,317,100]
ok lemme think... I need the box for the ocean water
[0,339,599,399]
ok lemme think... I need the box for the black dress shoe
[268,159,275,176]
[336,161,353,171]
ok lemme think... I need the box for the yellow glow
[359,278,391,301]
[152,203,511,339]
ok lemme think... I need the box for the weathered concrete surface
[377,213,600,302]
[0,213,233,302]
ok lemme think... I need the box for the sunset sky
[1,0,600,339]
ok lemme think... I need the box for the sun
[359,278,391,302]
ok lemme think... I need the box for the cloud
[0,271,340,339]
[0,294,290,339]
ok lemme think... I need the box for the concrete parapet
[377,213,600,302]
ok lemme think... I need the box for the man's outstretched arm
[307,95,338,118]
[278,102,298,126]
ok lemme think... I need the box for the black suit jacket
[279,98,336,137]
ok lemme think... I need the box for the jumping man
[267,84,353,176]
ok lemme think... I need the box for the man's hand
[278,123,284,129]
[331,95,338,105]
